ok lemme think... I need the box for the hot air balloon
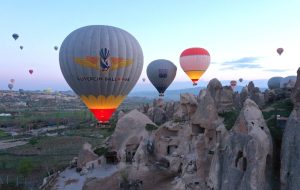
[239,78,243,83]
[142,78,146,82]
[29,69,33,74]
[54,46,58,51]
[59,25,143,123]
[230,80,237,90]
[20,46,23,50]
[277,48,284,56]
[8,83,13,90]
[268,76,283,89]
[180,47,210,86]
[12,33,19,40]
[10,79,15,84]
[147,59,177,96]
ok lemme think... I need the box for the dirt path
[0,139,28,150]
[51,164,117,190]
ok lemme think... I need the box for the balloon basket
[96,122,110,128]
[193,83,197,86]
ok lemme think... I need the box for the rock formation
[208,99,273,190]
[77,143,98,169]
[281,68,300,190]
[206,78,235,112]
[110,109,154,163]
[173,93,197,122]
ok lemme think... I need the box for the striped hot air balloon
[59,25,143,123]
[180,47,210,86]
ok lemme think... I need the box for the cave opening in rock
[235,150,243,167]
[192,124,205,135]
[242,157,247,171]
[125,144,139,164]
[167,145,178,155]
[105,151,118,164]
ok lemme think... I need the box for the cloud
[223,57,260,64]
[263,69,290,72]
[221,57,262,70]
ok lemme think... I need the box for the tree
[17,159,33,178]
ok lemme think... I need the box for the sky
[1,0,300,91]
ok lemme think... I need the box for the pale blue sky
[1,0,300,90]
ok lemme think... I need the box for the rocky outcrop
[147,107,167,125]
[206,78,235,112]
[173,93,197,121]
[110,109,154,163]
[280,68,300,190]
[146,98,178,125]
[77,143,98,169]
[248,81,265,108]
[208,99,273,190]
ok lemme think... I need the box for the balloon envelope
[8,83,13,90]
[29,69,33,74]
[147,59,177,96]
[180,47,210,85]
[277,48,284,55]
[239,78,243,82]
[230,80,237,89]
[54,46,58,51]
[10,79,15,84]
[142,78,146,82]
[12,33,19,40]
[280,76,296,89]
[20,46,23,50]
[59,25,143,123]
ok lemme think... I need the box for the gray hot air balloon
[54,46,58,51]
[12,33,19,40]
[147,59,177,96]
[268,76,283,89]
[280,76,296,89]
[8,83,13,90]
[20,46,23,50]
[59,25,143,123]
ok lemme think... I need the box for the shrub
[94,147,108,156]
[145,123,158,132]
[17,159,34,177]
[29,138,38,145]
[218,110,239,130]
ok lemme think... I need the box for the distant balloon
[20,46,23,50]
[43,88,52,94]
[8,83,13,90]
[142,78,146,82]
[54,46,58,51]
[230,80,237,90]
[180,47,210,86]
[268,76,283,89]
[239,78,243,82]
[147,59,177,96]
[29,69,33,74]
[59,25,143,123]
[10,79,15,84]
[277,48,284,56]
[12,33,19,40]
[280,76,296,89]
